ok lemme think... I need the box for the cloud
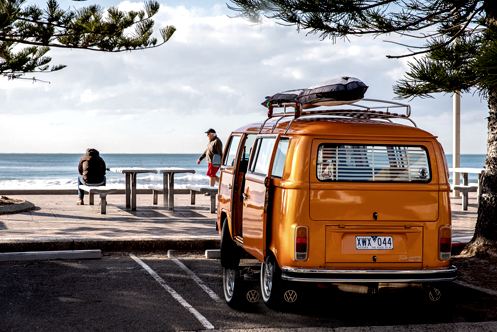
[0,0,488,154]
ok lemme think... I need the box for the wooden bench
[185,185,218,213]
[452,184,478,211]
[79,185,118,214]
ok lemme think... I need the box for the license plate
[356,236,393,250]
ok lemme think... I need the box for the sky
[0,0,489,155]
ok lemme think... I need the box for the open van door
[219,134,257,240]
[241,135,279,262]
[218,134,242,229]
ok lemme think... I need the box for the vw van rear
[217,98,456,309]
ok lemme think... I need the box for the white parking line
[129,254,215,330]
[170,257,223,302]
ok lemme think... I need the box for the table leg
[462,191,469,210]
[210,194,216,213]
[168,173,175,211]
[163,172,169,208]
[463,173,469,211]
[100,194,107,214]
[125,173,131,208]
[131,172,137,211]
[190,191,195,205]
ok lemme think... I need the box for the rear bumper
[281,266,457,283]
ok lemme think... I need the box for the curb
[0,237,471,254]
[0,237,220,253]
[0,249,102,262]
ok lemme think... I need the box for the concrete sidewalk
[0,191,478,252]
[0,192,220,252]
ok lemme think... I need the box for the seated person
[77,148,106,205]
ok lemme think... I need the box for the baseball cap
[205,128,216,134]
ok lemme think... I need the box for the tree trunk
[464,90,497,255]
[463,1,497,256]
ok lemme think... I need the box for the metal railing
[259,98,416,134]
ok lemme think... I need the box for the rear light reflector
[439,226,452,260]
[295,226,308,261]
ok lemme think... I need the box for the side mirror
[264,177,271,188]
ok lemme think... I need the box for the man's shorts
[207,163,220,177]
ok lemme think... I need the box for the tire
[260,255,285,309]
[223,267,246,308]
[220,219,241,269]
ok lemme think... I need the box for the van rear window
[317,144,431,182]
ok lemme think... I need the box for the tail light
[439,226,452,260]
[295,226,308,260]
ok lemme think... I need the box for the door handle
[228,184,232,190]
[242,193,248,200]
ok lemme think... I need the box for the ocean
[0,154,209,189]
[0,153,487,189]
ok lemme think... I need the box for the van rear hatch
[325,225,423,263]
[310,142,439,222]
[310,187,439,221]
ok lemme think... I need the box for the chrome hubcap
[262,261,273,299]
[224,269,235,299]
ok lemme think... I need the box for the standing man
[77,148,107,205]
[197,128,223,187]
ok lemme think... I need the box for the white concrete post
[453,91,461,197]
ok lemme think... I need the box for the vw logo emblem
[283,290,298,303]
[246,290,260,303]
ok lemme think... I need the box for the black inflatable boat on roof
[298,76,368,108]
[262,76,368,109]
[261,89,305,107]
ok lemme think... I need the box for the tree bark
[465,90,497,255]
[463,1,497,256]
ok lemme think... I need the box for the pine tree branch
[387,5,484,59]
[0,35,167,51]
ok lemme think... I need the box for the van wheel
[261,255,285,309]
[223,267,246,308]
[220,219,241,269]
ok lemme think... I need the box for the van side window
[242,134,257,162]
[249,138,276,175]
[271,138,290,178]
[223,135,241,167]
[317,144,431,182]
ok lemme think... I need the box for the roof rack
[259,98,416,133]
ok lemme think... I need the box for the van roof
[233,117,436,139]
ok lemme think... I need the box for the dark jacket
[199,136,223,164]
[78,148,106,184]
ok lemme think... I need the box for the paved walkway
[0,192,219,251]
[0,191,478,251]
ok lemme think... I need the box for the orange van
[217,99,456,309]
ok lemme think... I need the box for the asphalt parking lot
[2,252,497,332]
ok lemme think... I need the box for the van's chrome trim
[281,266,457,283]
[234,235,244,247]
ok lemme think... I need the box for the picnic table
[449,167,485,210]
[155,167,196,211]
[108,167,158,211]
